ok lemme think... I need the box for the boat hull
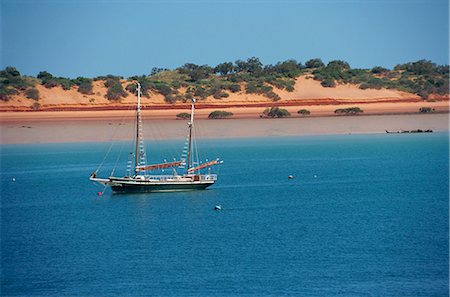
[110,181,214,193]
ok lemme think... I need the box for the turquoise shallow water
[1,133,448,296]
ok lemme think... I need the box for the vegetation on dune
[1,58,448,105]
[208,110,234,119]
[0,67,34,101]
[310,59,449,99]
[74,77,94,95]
[334,107,364,115]
[297,109,311,116]
[31,102,41,110]
[261,106,291,118]
[105,76,128,101]
[176,112,190,119]
[25,88,40,100]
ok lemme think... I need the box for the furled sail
[188,160,220,173]
[136,161,183,171]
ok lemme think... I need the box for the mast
[135,82,142,175]
[187,98,195,173]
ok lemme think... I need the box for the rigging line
[200,118,221,167]
[111,137,127,177]
[195,119,221,175]
[95,104,135,173]
[150,118,180,164]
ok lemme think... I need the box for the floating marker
[12,177,16,182]
[314,175,317,178]
[97,192,103,196]
[214,205,222,211]
[288,175,294,179]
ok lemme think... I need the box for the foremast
[187,98,195,173]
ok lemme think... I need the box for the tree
[371,66,389,74]
[271,59,303,77]
[327,60,350,71]
[214,62,234,75]
[150,67,168,76]
[305,58,325,69]
[235,57,263,74]
[37,71,53,81]
[5,66,20,77]
[178,64,213,81]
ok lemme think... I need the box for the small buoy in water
[288,175,294,179]
[214,205,222,211]
[12,177,16,182]
[313,175,317,178]
[97,191,103,196]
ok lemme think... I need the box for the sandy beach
[1,112,448,144]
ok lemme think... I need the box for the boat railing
[142,174,217,182]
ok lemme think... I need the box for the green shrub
[1,66,31,91]
[31,102,41,110]
[126,83,137,94]
[267,78,295,91]
[334,107,363,115]
[266,91,281,101]
[25,88,40,100]
[262,106,291,118]
[321,79,336,87]
[105,78,128,101]
[213,90,229,99]
[419,107,435,113]
[176,112,190,119]
[78,79,93,94]
[0,86,18,101]
[359,77,384,90]
[44,79,58,88]
[297,109,311,116]
[228,83,241,93]
[208,110,233,119]
[305,58,325,69]
[58,78,75,90]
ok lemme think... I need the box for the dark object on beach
[334,107,363,115]
[214,205,222,211]
[386,129,433,134]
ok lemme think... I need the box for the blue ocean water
[1,133,448,296]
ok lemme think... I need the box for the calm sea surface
[1,133,448,296]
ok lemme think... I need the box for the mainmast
[187,98,195,173]
[135,82,143,175]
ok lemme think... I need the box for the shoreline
[0,100,449,122]
[1,113,448,144]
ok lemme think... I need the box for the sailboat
[90,82,221,193]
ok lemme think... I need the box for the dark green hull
[111,182,213,193]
